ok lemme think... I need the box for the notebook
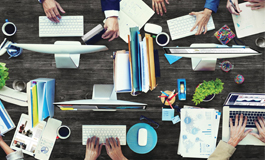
[0,100,15,135]
[232,2,265,38]
[112,0,154,43]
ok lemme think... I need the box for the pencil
[160,91,169,97]
[169,93,178,101]
[166,99,174,109]
[168,90,175,98]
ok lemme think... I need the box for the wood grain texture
[0,0,264,159]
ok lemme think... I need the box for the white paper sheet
[232,2,265,38]
[140,38,150,93]
[178,107,220,158]
[114,52,131,92]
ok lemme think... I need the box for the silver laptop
[222,93,265,146]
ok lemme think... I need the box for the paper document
[114,51,131,92]
[118,0,155,43]
[0,100,15,135]
[232,2,265,38]
[178,106,221,158]
[140,38,150,93]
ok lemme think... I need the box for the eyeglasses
[140,115,159,129]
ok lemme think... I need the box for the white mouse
[144,23,162,35]
[138,128,147,146]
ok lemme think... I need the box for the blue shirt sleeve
[204,0,220,13]
[101,0,120,12]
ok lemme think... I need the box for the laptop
[222,93,265,146]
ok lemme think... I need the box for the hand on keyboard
[250,116,265,143]
[105,137,128,160]
[228,114,252,147]
[85,136,103,160]
[102,17,119,42]
[42,0,65,23]
[189,8,212,35]
[152,0,169,16]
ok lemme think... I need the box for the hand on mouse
[105,137,127,160]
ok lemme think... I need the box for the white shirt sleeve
[6,150,24,160]
[104,10,119,19]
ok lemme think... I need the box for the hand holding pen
[227,0,242,15]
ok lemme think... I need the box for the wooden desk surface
[0,0,264,159]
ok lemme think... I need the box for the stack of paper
[178,105,221,158]
[0,100,15,134]
[113,27,159,95]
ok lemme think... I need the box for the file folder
[27,78,55,127]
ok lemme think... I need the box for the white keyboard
[167,14,215,40]
[39,16,84,37]
[82,125,126,145]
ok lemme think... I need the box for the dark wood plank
[0,0,264,159]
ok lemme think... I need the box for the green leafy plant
[192,78,224,105]
[0,63,9,89]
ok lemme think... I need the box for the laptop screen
[224,93,265,107]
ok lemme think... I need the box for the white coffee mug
[156,32,169,46]
[2,19,17,36]
[57,125,71,139]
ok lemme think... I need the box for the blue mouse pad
[127,123,157,154]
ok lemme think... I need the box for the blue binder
[30,78,55,122]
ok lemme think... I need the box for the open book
[117,0,154,43]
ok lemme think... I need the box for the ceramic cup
[6,43,23,58]
[57,125,71,139]
[2,19,17,36]
[255,37,265,48]
[12,80,26,91]
[156,32,169,46]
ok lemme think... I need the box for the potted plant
[0,63,9,89]
[192,78,224,105]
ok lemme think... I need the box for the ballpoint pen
[169,93,178,101]
[158,95,167,98]
[166,99,174,109]
[160,91,169,97]
[229,0,239,13]
[168,90,175,98]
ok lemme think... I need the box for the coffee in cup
[57,125,71,139]
[2,19,17,36]
[156,32,169,46]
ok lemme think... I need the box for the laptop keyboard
[229,111,265,127]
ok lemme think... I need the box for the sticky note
[162,108,174,121]
[172,115,181,124]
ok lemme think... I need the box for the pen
[166,99,174,109]
[229,0,239,13]
[169,93,178,101]
[168,90,175,98]
[160,91,169,97]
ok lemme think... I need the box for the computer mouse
[144,23,162,35]
[138,128,147,146]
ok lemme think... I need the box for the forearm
[207,140,236,160]
[0,141,14,155]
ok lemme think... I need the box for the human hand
[105,137,127,160]
[250,117,265,143]
[227,114,252,147]
[0,132,3,146]
[152,0,169,16]
[189,8,212,35]
[226,0,242,15]
[245,0,265,10]
[84,136,103,160]
[42,0,65,23]
[102,17,119,42]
